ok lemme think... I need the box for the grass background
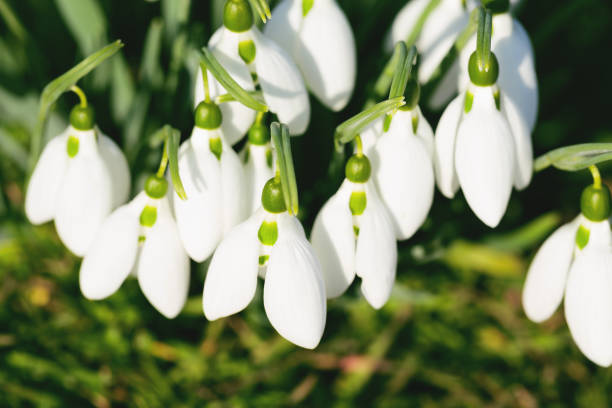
[1,0,612,406]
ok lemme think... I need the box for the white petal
[264,0,301,53]
[565,249,612,367]
[265,214,326,349]
[251,28,310,135]
[97,130,131,207]
[54,131,114,256]
[522,220,578,323]
[244,144,274,214]
[220,139,248,234]
[414,107,435,159]
[455,87,515,228]
[433,94,463,198]
[137,198,190,319]
[356,183,397,309]
[195,27,256,145]
[203,210,264,320]
[293,0,356,111]
[173,130,223,262]
[25,130,69,224]
[310,180,356,298]
[386,0,430,52]
[501,92,532,190]
[360,119,382,155]
[79,201,141,300]
[371,115,434,240]
[583,219,612,250]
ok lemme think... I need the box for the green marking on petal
[238,40,256,65]
[258,255,269,266]
[258,220,278,246]
[383,114,392,133]
[66,135,79,158]
[353,225,360,237]
[302,0,314,16]
[139,205,158,228]
[493,89,501,111]
[464,90,474,113]
[209,137,223,161]
[266,148,273,168]
[411,112,419,134]
[349,191,367,216]
[576,224,590,250]
[138,235,146,243]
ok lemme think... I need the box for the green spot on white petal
[302,0,314,16]
[353,225,360,237]
[259,255,269,266]
[258,220,278,246]
[411,111,419,134]
[139,205,157,228]
[464,91,474,113]
[349,191,367,216]
[493,89,501,111]
[209,137,223,161]
[576,224,590,250]
[66,135,79,158]
[238,40,256,65]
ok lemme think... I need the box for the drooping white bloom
[80,191,190,319]
[195,24,310,143]
[25,126,130,256]
[173,125,247,262]
[244,143,274,214]
[361,108,435,240]
[522,216,612,367]
[311,178,397,309]
[458,13,538,130]
[434,83,532,227]
[203,207,326,349]
[264,0,357,111]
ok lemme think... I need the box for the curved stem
[476,7,493,68]
[256,111,266,125]
[200,62,211,103]
[589,165,602,189]
[156,137,169,178]
[354,135,363,157]
[70,85,88,107]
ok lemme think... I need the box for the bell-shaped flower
[243,122,275,214]
[458,10,538,131]
[434,49,532,227]
[195,0,310,143]
[311,154,397,309]
[360,87,435,240]
[172,101,247,262]
[203,178,326,349]
[25,105,130,256]
[522,184,612,366]
[264,0,356,111]
[79,176,190,319]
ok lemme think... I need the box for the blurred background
[1,0,612,406]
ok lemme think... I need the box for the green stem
[476,7,492,68]
[405,0,442,47]
[200,62,211,103]
[156,137,169,178]
[589,165,602,189]
[70,85,88,108]
[354,135,363,157]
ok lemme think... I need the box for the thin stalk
[589,165,602,189]
[70,85,88,107]
[156,138,169,178]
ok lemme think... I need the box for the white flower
[244,142,274,214]
[25,126,130,256]
[173,125,247,262]
[311,177,397,309]
[434,83,532,227]
[203,206,326,349]
[195,22,310,143]
[79,191,190,319]
[361,108,435,240]
[264,0,356,111]
[458,13,538,130]
[522,216,612,367]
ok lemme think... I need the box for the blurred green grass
[1,0,612,406]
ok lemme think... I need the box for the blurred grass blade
[534,143,612,172]
[0,0,26,41]
[484,212,562,252]
[0,127,28,171]
[335,97,405,149]
[200,47,268,112]
[140,18,165,87]
[162,0,191,41]
[111,55,135,124]
[28,40,124,175]
[166,127,187,200]
[443,240,524,278]
[271,123,292,213]
[55,0,107,55]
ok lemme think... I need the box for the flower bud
[70,105,95,131]
[581,185,611,222]
[262,178,286,213]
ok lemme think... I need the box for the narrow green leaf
[28,40,124,174]
[0,0,27,41]
[166,127,187,200]
[388,42,407,100]
[55,0,107,55]
[484,212,562,252]
[215,91,266,105]
[534,143,612,172]
[161,0,191,41]
[248,0,271,23]
[201,47,268,112]
[271,123,292,213]
[111,55,135,123]
[281,124,299,215]
[140,18,165,87]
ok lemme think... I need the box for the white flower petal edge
[263,0,301,53]
[79,201,141,300]
[137,198,190,319]
[252,28,310,136]
[565,247,612,367]
[244,144,274,214]
[311,180,356,298]
[97,129,131,207]
[25,130,69,224]
[203,210,264,321]
[500,93,533,190]
[455,87,515,228]
[434,94,463,198]
[220,140,248,234]
[356,183,397,309]
[292,0,356,111]
[265,213,326,349]
[522,219,579,323]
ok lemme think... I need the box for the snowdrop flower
[203,177,326,349]
[25,103,130,256]
[360,80,435,240]
[434,30,532,227]
[195,0,310,143]
[458,3,538,130]
[243,121,274,214]
[264,0,357,111]
[522,181,612,366]
[80,175,190,319]
[173,101,247,262]
[311,152,398,309]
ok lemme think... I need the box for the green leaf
[281,124,298,215]
[55,0,107,55]
[534,143,612,172]
[200,47,268,112]
[271,123,292,214]
[484,212,562,252]
[0,0,27,41]
[111,55,135,123]
[248,0,271,23]
[140,18,165,87]
[388,43,417,101]
[166,127,187,200]
[28,40,124,175]
[161,0,191,41]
